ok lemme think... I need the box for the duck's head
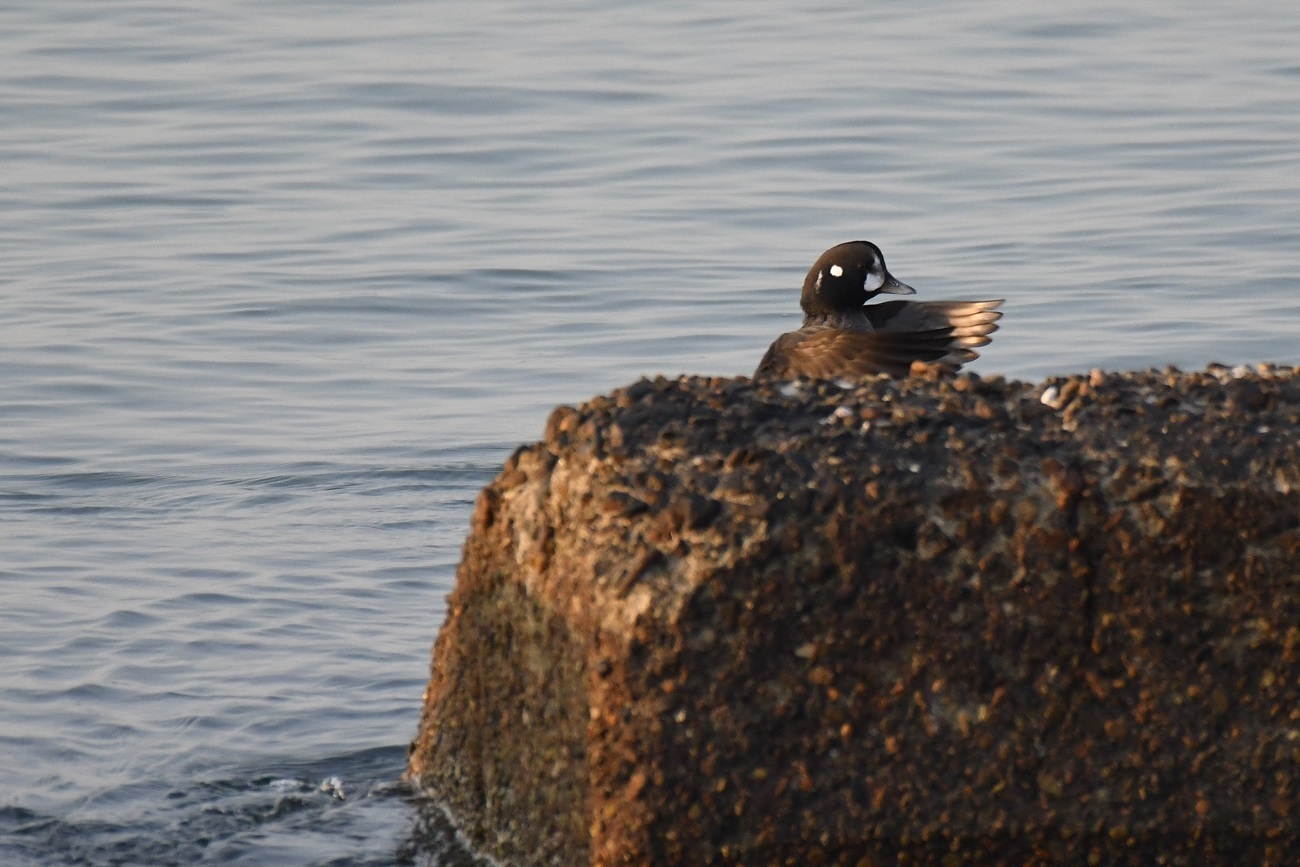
[800,240,915,316]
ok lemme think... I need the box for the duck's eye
[828,264,844,278]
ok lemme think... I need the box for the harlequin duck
[755,241,1003,379]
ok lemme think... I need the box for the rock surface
[407,364,1300,866]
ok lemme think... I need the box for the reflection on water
[399,801,494,867]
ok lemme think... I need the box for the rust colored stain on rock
[406,365,1300,866]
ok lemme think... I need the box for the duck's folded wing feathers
[756,326,977,380]
[865,299,1004,349]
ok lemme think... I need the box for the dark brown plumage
[756,241,1003,379]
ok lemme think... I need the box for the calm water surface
[3,1,1299,863]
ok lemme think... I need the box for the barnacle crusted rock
[406,364,1300,866]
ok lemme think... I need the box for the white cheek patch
[814,271,822,290]
[864,271,885,292]
[829,264,844,278]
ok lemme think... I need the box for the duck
[755,241,1003,380]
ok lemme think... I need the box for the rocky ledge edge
[407,364,1300,866]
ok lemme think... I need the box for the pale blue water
[2,1,1298,863]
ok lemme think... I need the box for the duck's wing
[755,325,979,380]
[864,299,1004,352]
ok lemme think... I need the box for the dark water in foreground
[3,1,1299,863]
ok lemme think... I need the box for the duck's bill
[881,275,916,295]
